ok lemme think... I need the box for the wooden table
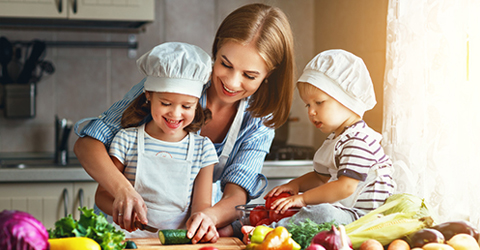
[129,237,246,249]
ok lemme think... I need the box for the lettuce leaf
[48,207,125,250]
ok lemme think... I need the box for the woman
[73,3,295,243]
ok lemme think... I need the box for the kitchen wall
[309,0,388,148]
[0,0,386,154]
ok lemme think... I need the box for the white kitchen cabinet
[0,0,154,21]
[0,181,97,229]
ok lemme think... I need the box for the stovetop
[265,144,315,161]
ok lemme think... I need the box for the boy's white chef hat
[297,49,376,117]
[137,42,212,98]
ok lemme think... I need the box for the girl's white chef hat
[137,42,212,98]
[297,49,376,118]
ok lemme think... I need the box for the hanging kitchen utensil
[30,60,55,83]
[0,36,13,84]
[7,46,23,83]
[17,40,46,84]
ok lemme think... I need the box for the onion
[306,243,327,250]
[0,210,49,250]
[311,224,353,250]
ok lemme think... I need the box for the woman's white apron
[211,99,266,203]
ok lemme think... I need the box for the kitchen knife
[134,221,159,233]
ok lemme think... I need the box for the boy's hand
[264,183,298,199]
[270,194,306,213]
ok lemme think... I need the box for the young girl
[95,42,219,238]
[264,49,395,228]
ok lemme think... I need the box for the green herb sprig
[286,218,337,250]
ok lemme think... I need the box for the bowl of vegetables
[236,204,300,226]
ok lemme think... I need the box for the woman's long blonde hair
[213,3,295,129]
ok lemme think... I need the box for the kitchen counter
[0,154,311,183]
[262,160,312,178]
[0,166,94,182]
[0,152,94,183]
[128,237,245,249]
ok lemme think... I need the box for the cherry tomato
[265,192,291,209]
[249,205,268,226]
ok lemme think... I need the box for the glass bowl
[235,204,300,226]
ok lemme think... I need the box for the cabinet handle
[57,0,62,13]
[72,0,77,14]
[78,188,84,208]
[62,188,69,217]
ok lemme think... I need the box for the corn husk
[345,193,434,249]
[382,193,431,219]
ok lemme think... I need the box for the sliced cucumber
[158,229,192,245]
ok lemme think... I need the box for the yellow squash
[48,237,101,250]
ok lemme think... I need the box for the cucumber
[158,229,192,245]
[125,240,138,249]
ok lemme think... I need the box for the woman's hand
[186,211,219,244]
[112,186,148,232]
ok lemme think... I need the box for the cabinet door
[0,183,73,229]
[0,0,67,18]
[68,0,154,21]
[71,182,98,220]
[0,0,153,21]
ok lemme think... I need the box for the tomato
[249,205,268,226]
[255,217,271,226]
[269,209,299,223]
[265,192,291,209]
[198,247,219,250]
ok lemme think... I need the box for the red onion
[305,243,327,250]
[311,225,352,250]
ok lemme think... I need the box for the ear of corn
[348,218,425,248]
[382,193,431,219]
[345,193,434,249]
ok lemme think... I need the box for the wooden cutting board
[129,237,246,250]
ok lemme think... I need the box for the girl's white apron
[110,124,195,237]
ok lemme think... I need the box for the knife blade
[134,221,159,233]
